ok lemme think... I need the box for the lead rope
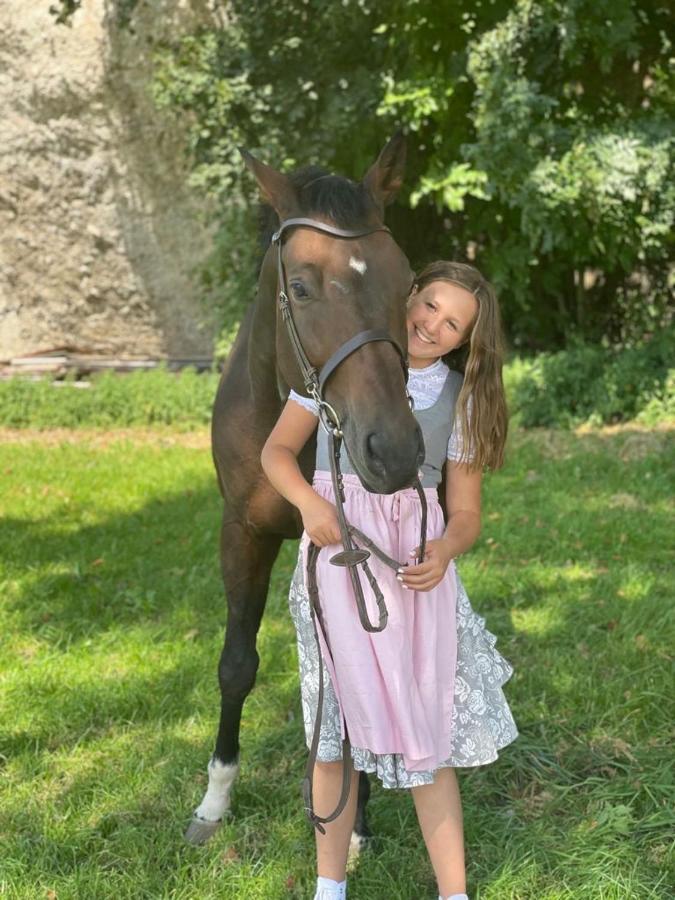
[302,422,428,832]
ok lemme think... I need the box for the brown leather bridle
[272,217,428,832]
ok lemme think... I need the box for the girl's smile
[407,280,478,368]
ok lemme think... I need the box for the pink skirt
[299,471,458,773]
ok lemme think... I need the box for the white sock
[315,876,346,899]
[439,894,469,900]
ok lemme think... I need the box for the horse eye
[290,281,308,299]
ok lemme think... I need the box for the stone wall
[0,0,224,360]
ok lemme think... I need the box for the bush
[0,367,220,430]
[507,330,675,427]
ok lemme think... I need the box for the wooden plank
[0,355,216,379]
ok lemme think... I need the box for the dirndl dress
[288,471,518,789]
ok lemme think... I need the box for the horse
[185,132,424,846]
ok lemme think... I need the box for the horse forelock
[300,173,372,230]
[257,166,373,257]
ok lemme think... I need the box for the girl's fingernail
[396,575,403,582]
[402,584,409,590]
[396,568,403,575]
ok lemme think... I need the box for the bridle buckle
[317,400,343,438]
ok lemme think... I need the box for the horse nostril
[366,431,387,465]
[367,425,423,466]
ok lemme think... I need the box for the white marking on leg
[194,758,239,822]
[348,829,367,861]
[349,256,367,275]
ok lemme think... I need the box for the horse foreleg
[349,769,373,859]
[185,523,282,844]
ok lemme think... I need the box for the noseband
[272,217,428,831]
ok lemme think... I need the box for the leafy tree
[52,0,674,352]
[370,0,674,347]
[458,0,674,347]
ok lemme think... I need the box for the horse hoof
[184,816,222,845]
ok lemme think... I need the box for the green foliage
[508,329,675,427]
[636,371,675,426]
[462,0,675,346]
[49,0,82,24]
[52,1,675,355]
[197,205,260,364]
[50,0,139,29]
[150,2,392,200]
[410,162,490,213]
[0,368,219,429]
[149,3,393,340]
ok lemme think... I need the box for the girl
[261,261,518,900]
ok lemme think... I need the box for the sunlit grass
[0,426,673,898]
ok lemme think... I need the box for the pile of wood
[0,347,215,380]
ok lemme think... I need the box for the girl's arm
[440,460,482,558]
[261,400,342,547]
[400,461,482,592]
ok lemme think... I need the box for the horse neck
[249,247,285,404]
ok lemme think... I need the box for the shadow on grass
[0,468,296,742]
[2,477,223,634]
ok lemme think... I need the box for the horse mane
[257,165,372,257]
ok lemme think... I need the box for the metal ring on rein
[316,399,343,438]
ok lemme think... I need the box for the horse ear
[362,130,406,213]
[239,149,299,219]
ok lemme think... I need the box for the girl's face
[406,280,478,367]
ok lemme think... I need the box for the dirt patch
[0,427,211,449]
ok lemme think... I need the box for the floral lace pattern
[288,358,474,463]
[288,554,518,788]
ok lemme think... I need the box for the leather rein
[272,217,428,832]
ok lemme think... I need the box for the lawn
[0,425,673,899]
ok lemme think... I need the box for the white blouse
[288,358,474,463]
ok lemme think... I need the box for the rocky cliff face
[0,1,222,360]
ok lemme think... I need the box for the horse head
[243,133,423,494]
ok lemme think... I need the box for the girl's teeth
[416,327,433,344]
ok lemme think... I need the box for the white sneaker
[314,876,346,899]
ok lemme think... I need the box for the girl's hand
[300,495,342,547]
[397,539,453,593]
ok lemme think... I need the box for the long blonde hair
[411,261,508,471]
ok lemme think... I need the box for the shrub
[507,330,674,427]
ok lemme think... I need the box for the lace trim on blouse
[288,358,474,463]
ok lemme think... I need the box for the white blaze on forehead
[349,256,367,275]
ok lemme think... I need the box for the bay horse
[186,132,424,845]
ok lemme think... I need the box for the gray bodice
[315,369,463,489]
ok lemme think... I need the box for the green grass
[1,426,673,898]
